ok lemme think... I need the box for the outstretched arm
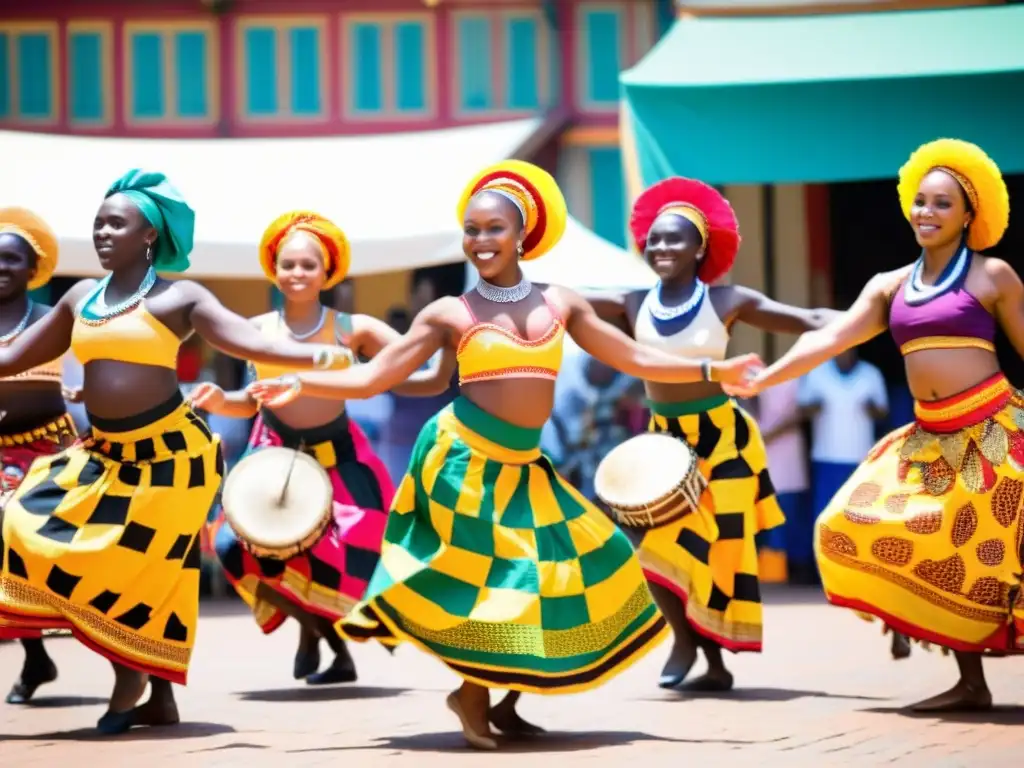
[988,258,1024,360]
[729,285,841,333]
[557,287,760,386]
[184,282,346,369]
[0,282,92,377]
[349,314,455,397]
[746,272,895,393]
[250,301,450,402]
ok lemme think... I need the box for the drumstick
[277,441,304,507]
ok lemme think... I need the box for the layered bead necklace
[76,265,158,325]
[0,300,33,344]
[647,278,707,336]
[902,243,970,307]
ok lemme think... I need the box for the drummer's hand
[247,376,301,408]
[713,353,764,398]
[61,386,84,403]
[189,382,226,411]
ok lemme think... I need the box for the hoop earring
[146,243,154,262]
[516,241,524,258]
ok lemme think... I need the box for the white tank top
[634,287,730,361]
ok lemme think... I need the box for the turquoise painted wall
[289,26,321,115]
[582,8,621,106]
[588,147,627,248]
[245,27,277,115]
[394,21,426,112]
[176,32,207,117]
[69,30,103,121]
[457,16,492,111]
[351,23,382,113]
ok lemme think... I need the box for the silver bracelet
[700,359,712,382]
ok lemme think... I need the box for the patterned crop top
[249,310,354,381]
[456,295,565,385]
[71,304,181,369]
[889,281,996,357]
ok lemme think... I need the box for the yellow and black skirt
[627,395,785,652]
[0,392,223,683]
[817,373,1024,653]
[338,396,668,694]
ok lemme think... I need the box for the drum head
[595,433,694,508]
[221,447,334,549]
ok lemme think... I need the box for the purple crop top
[889,283,996,356]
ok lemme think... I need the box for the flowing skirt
[0,393,222,683]
[338,396,668,694]
[210,409,392,632]
[1,414,78,641]
[627,395,785,652]
[816,373,1024,652]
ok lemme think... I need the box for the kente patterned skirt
[0,392,222,683]
[1,413,78,641]
[338,396,668,694]
[816,373,1024,653]
[211,409,392,632]
[626,395,785,653]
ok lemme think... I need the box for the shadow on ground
[864,705,1024,725]
[0,721,236,741]
[286,729,789,754]
[236,685,409,703]
[648,687,889,703]
[10,695,108,708]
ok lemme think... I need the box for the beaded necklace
[76,266,157,326]
[0,300,32,344]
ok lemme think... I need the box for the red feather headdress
[629,178,741,284]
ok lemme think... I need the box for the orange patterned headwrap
[258,211,351,290]
[457,160,567,261]
[897,139,1009,252]
[0,206,59,290]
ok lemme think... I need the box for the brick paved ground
[3,587,1023,766]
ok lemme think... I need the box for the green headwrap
[105,169,195,273]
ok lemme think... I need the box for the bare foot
[658,639,697,689]
[446,687,497,750]
[489,692,546,738]
[891,632,912,660]
[132,679,180,727]
[909,681,993,712]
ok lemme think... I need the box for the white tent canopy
[465,216,656,292]
[0,119,544,279]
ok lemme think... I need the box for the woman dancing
[0,170,350,733]
[588,178,837,691]
[0,208,79,705]
[197,211,453,685]
[738,139,1022,711]
[250,160,763,749]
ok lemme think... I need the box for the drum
[594,433,707,529]
[220,446,334,560]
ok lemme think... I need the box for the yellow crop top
[456,295,564,385]
[71,304,181,369]
[249,309,354,381]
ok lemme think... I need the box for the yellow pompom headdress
[457,160,567,261]
[259,211,351,290]
[897,139,1009,251]
[0,207,59,290]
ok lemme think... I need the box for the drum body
[595,433,707,529]
[221,446,334,560]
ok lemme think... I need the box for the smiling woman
[0,170,359,737]
[246,160,764,749]
[197,209,454,689]
[0,207,77,708]
[740,139,1024,713]
[583,177,838,694]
